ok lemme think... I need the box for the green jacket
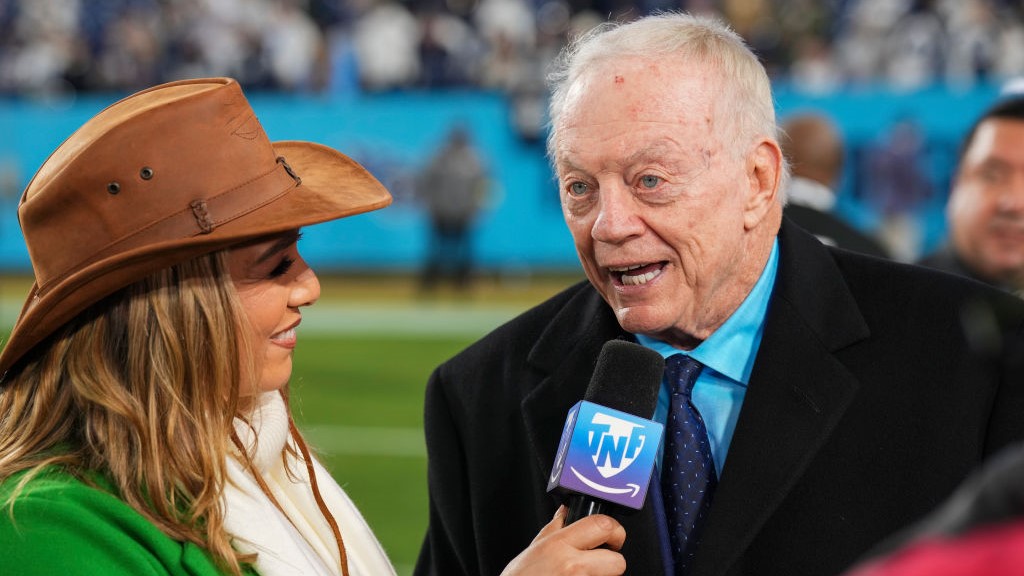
[0,467,258,575]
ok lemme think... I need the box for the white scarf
[223,391,397,576]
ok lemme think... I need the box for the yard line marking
[300,424,426,458]
[2,299,531,337]
[299,303,527,337]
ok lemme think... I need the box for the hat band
[35,159,301,296]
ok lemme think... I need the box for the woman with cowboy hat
[0,77,626,576]
[0,77,398,576]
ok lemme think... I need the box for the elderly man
[415,13,1024,576]
[919,97,1024,297]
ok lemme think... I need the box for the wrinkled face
[949,118,1024,287]
[553,56,781,348]
[228,229,321,396]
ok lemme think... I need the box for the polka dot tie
[661,354,717,575]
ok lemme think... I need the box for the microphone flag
[547,399,664,510]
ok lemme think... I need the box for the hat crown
[1,76,393,380]
[19,78,286,295]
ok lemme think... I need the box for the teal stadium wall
[0,83,1005,273]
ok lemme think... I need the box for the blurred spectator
[93,7,163,90]
[4,0,1024,97]
[833,0,905,85]
[789,35,843,95]
[416,124,489,292]
[260,0,323,91]
[352,0,420,91]
[474,0,535,52]
[862,116,935,261]
[944,0,999,89]
[882,0,946,91]
[781,111,890,257]
[918,96,1024,297]
[417,8,480,88]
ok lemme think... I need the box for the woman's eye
[639,175,661,189]
[568,181,589,196]
[269,257,295,278]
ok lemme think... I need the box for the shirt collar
[636,238,779,385]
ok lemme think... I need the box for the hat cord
[276,156,302,186]
[230,423,350,576]
[291,418,350,576]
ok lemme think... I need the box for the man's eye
[568,181,589,196]
[979,166,1007,184]
[639,175,661,189]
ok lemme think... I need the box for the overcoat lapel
[519,284,668,574]
[521,284,625,486]
[692,221,871,575]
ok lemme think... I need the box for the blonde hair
[0,250,253,574]
[546,12,784,174]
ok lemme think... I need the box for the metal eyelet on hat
[140,167,154,180]
[107,182,121,194]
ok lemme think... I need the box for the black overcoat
[414,219,1024,576]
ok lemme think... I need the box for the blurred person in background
[416,124,489,293]
[918,96,1024,297]
[780,111,890,257]
[414,12,1024,576]
[861,115,935,261]
[351,0,420,91]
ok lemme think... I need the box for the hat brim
[0,141,391,378]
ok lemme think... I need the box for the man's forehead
[965,119,1024,163]
[559,59,717,128]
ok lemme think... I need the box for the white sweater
[223,391,397,576]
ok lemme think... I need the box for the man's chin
[613,307,666,337]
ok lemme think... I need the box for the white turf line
[301,425,426,458]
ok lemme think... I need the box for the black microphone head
[583,340,665,419]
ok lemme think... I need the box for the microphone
[547,339,666,524]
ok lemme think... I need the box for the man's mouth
[608,262,666,286]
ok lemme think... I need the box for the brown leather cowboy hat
[0,77,392,379]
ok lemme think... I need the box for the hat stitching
[232,114,262,140]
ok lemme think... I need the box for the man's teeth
[620,267,661,286]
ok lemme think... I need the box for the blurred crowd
[3,0,1024,102]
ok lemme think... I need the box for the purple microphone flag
[547,400,664,510]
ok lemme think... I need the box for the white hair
[546,12,784,174]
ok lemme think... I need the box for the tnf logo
[585,412,647,478]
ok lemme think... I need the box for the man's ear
[743,138,783,230]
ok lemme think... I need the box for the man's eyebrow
[624,140,686,164]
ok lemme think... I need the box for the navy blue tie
[661,354,717,575]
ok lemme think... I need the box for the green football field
[289,333,474,575]
[0,272,582,575]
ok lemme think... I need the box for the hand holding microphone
[501,340,665,575]
[500,505,626,576]
[548,339,665,523]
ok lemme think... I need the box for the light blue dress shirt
[637,238,779,478]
